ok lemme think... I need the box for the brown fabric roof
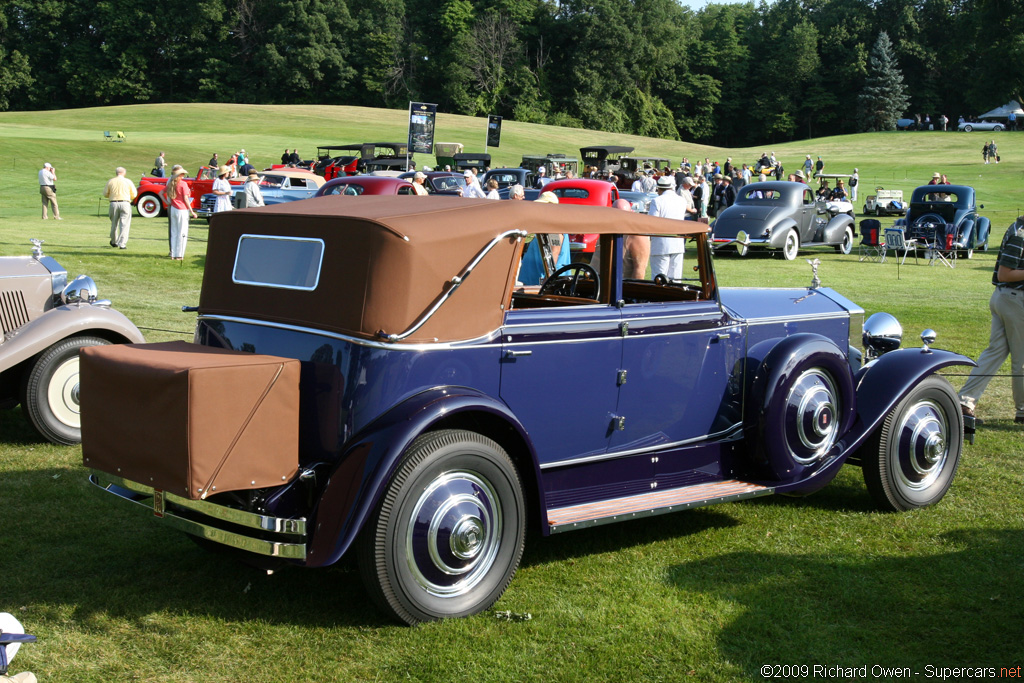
[202,196,707,344]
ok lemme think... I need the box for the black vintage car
[893,184,990,258]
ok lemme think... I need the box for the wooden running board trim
[547,479,773,533]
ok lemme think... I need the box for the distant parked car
[863,187,906,217]
[893,184,990,258]
[958,120,1004,132]
[543,178,621,259]
[482,168,536,190]
[134,167,242,219]
[397,171,467,195]
[0,240,144,444]
[316,176,417,197]
[711,181,855,260]
[198,170,325,217]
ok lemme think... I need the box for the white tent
[979,100,1024,119]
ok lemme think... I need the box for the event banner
[408,102,437,155]
[487,115,502,148]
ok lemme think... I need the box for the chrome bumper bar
[89,470,307,560]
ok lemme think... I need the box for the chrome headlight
[863,312,902,359]
[62,275,98,304]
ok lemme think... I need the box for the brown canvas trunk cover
[81,341,300,500]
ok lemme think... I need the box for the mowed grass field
[0,105,1022,682]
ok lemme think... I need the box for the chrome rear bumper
[89,470,307,560]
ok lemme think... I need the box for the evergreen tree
[858,31,910,131]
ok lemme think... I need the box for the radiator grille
[0,290,30,334]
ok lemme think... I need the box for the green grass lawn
[1,106,1022,682]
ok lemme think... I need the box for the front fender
[838,348,975,457]
[824,214,854,243]
[305,386,537,568]
[0,305,145,373]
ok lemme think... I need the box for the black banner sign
[487,115,502,148]
[408,102,437,155]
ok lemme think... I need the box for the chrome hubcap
[788,369,840,464]
[406,470,502,597]
[896,399,948,490]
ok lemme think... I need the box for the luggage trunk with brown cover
[80,341,300,500]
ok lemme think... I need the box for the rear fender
[768,218,799,249]
[837,348,975,457]
[305,386,538,568]
[976,216,991,247]
[824,214,854,243]
[0,305,144,375]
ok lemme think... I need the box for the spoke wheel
[358,429,525,624]
[862,375,962,511]
[22,336,110,445]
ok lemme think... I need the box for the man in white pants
[647,175,688,281]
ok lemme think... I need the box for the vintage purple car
[711,181,856,259]
[84,197,970,624]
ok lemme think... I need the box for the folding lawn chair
[103,131,113,141]
[883,227,918,266]
[858,219,885,262]
[0,613,36,677]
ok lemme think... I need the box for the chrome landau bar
[89,470,307,560]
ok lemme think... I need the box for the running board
[547,479,774,533]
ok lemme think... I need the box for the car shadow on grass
[0,466,391,629]
[664,527,1024,673]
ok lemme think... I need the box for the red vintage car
[543,178,622,258]
[133,167,243,219]
[315,176,418,197]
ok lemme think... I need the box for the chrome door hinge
[619,322,629,337]
[617,369,628,386]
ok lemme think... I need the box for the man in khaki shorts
[959,218,1024,424]
[103,167,138,249]
[38,163,61,220]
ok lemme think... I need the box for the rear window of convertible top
[233,235,325,290]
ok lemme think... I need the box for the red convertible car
[133,167,242,218]
[543,178,622,259]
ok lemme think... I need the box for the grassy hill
[0,105,1021,682]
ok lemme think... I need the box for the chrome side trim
[379,229,528,341]
[89,472,306,560]
[539,422,744,470]
[198,314,503,351]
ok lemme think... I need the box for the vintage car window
[324,184,363,196]
[552,188,590,200]
[232,235,324,291]
[435,178,466,191]
[803,189,815,205]
[398,185,415,195]
[922,191,959,204]
[493,174,517,184]
[260,175,285,188]
[621,235,705,304]
[290,178,309,189]
[739,189,782,202]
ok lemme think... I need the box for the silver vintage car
[0,240,144,444]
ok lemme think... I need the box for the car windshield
[432,177,466,191]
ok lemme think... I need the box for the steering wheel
[539,263,601,299]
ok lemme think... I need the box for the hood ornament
[30,238,44,259]
[806,258,821,289]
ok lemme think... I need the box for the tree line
[0,0,1020,145]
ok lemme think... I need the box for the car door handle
[504,349,532,358]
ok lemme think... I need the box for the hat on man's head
[535,191,559,204]
[794,169,805,179]
[537,166,546,174]
[681,175,695,187]
[932,172,941,179]
[656,175,674,190]
[247,172,259,181]
[43,162,52,169]
[463,170,473,177]
[414,172,426,180]
[173,167,188,177]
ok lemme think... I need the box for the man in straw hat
[244,172,265,208]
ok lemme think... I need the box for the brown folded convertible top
[202,195,707,344]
